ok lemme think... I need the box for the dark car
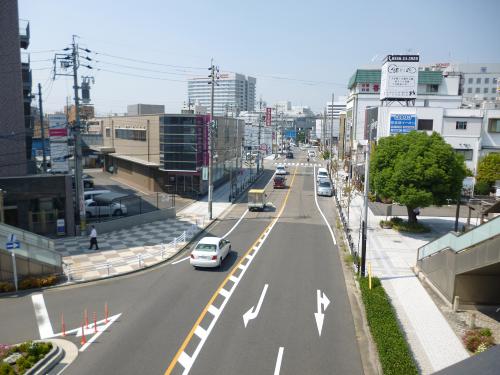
[273,176,286,189]
[286,152,294,159]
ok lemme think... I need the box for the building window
[480,67,487,73]
[484,87,489,93]
[360,83,370,92]
[484,78,490,84]
[427,84,439,93]
[492,87,497,94]
[488,118,500,133]
[468,78,473,84]
[418,119,433,131]
[467,87,473,93]
[493,78,498,84]
[455,121,467,130]
[455,149,473,161]
[105,127,111,137]
[476,78,481,84]
[475,87,481,93]
[114,128,147,141]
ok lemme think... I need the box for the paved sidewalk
[340,192,469,374]
[57,167,257,282]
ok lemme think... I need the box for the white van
[316,167,329,182]
[83,189,111,201]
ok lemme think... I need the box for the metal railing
[63,217,205,281]
[417,215,500,260]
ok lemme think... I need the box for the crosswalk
[271,162,324,167]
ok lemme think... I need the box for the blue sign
[6,241,20,250]
[390,114,416,134]
[285,130,297,139]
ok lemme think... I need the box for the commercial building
[188,72,256,116]
[127,103,165,116]
[91,114,244,195]
[65,104,95,124]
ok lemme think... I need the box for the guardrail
[63,217,205,281]
[417,215,500,260]
[0,222,61,267]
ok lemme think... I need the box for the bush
[0,282,15,293]
[359,277,418,375]
[0,363,14,375]
[474,180,492,195]
[380,217,430,233]
[18,275,58,290]
[462,329,495,353]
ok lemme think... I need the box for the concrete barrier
[88,207,176,234]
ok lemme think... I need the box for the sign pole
[11,252,18,291]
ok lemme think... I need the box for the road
[0,147,363,374]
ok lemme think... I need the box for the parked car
[275,165,287,175]
[84,189,111,201]
[308,150,316,158]
[317,180,333,197]
[83,174,94,188]
[85,199,127,218]
[273,175,286,189]
[316,167,329,182]
[190,237,231,268]
[286,151,294,159]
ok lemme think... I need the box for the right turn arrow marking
[314,289,330,336]
[243,284,268,327]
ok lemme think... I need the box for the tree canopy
[476,153,500,189]
[370,131,466,223]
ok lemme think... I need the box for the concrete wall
[0,249,62,282]
[89,207,175,234]
[455,274,500,304]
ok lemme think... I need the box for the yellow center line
[164,166,298,374]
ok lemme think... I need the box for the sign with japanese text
[265,107,272,126]
[390,114,416,134]
[380,55,419,100]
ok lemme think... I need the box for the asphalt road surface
[1,148,363,374]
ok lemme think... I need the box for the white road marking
[313,166,337,245]
[242,283,269,327]
[207,305,220,317]
[79,313,122,352]
[178,351,193,369]
[273,347,285,375]
[222,209,249,239]
[219,288,230,298]
[194,326,208,340]
[172,256,190,265]
[31,294,54,339]
[313,289,331,336]
[229,275,239,283]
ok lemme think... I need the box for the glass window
[417,119,433,131]
[488,119,500,133]
[454,149,473,161]
[105,127,111,137]
[114,128,146,141]
[480,67,487,73]
[492,88,497,94]
[467,88,473,93]
[468,78,473,84]
[476,78,481,84]
[195,243,216,251]
[484,88,489,93]
[493,78,498,84]
[484,78,490,84]
[456,121,467,130]
[427,84,439,93]
[475,88,481,93]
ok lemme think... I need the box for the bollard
[453,296,460,312]
[469,313,476,329]
[93,312,98,333]
[61,313,66,337]
[84,308,89,329]
[106,262,110,276]
[105,302,109,324]
[173,237,177,249]
[80,323,86,345]
[138,255,142,268]
[161,244,165,259]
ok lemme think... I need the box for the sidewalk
[57,167,257,282]
[341,193,469,374]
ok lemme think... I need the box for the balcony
[19,19,30,49]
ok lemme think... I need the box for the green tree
[296,131,306,143]
[476,153,500,192]
[370,131,466,224]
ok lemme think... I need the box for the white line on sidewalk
[273,347,285,375]
[31,294,54,339]
[313,166,337,245]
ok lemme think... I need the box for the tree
[476,153,500,192]
[370,131,466,224]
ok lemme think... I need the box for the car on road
[316,167,329,182]
[190,237,231,268]
[308,150,316,158]
[273,175,286,189]
[286,151,294,159]
[248,189,267,211]
[275,165,287,175]
[317,179,333,197]
[85,199,128,218]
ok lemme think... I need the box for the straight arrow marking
[243,283,268,327]
[314,289,331,336]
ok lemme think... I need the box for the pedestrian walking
[89,225,99,250]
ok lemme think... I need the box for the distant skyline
[19,0,500,114]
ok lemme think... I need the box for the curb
[25,340,64,375]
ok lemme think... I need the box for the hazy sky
[19,0,500,114]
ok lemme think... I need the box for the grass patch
[379,217,430,233]
[359,277,418,375]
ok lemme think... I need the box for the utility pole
[360,120,374,277]
[257,98,262,174]
[323,109,327,151]
[71,35,86,233]
[208,59,219,220]
[37,83,47,172]
[330,92,334,162]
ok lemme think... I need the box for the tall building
[188,72,256,116]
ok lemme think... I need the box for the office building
[127,103,165,116]
[188,72,256,116]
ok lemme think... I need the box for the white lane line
[172,256,190,265]
[238,263,247,270]
[31,294,54,339]
[229,275,239,283]
[313,166,337,245]
[79,313,122,352]
[222,209,249,239]
[274,347,285,375]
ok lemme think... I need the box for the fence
[63,218,203,282]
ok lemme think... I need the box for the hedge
[359,277,418,375]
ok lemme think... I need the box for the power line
[94,67,187,82]
[93,59,195,77]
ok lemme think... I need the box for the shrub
[0,363,14,375]
[0,282,15,293]
[379,220,393,228]
[0,345,12,360]
[462,329,495,353]
[18,275,58,290]
[474,180,491,195]
[359,277,418,375]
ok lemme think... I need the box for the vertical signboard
[265,107,272,126]
[380,55,419,100]
[390,114,416,134]
[48,114,70,173]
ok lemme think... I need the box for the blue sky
[19,0,500,114]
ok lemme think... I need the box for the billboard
[265,107,272,126]
[48,114,69,173]
[380,55,419,100]
[390,114,416,134]
[48,114,68,140]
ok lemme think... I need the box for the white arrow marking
[314,289,330,336]
[243,284,268,327]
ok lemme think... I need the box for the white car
[317,179,333,197]
[84,189,111,201]
[190,237,231,268]
[275,165,287,175]
[316,167,329,182]
[308,150,316,158]
[85,199,127,218]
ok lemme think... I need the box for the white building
[238,111,273,155]
[188,72,256,116]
